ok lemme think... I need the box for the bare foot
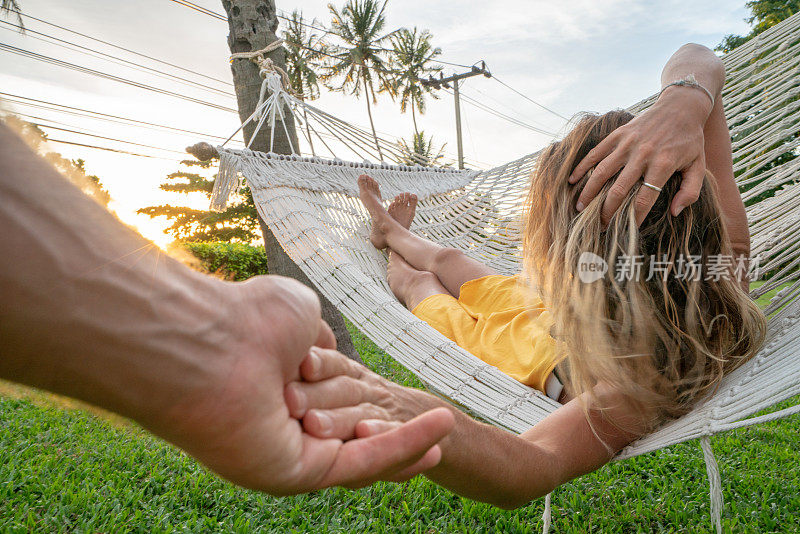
[387,193,418,230]
[358,174,392,249]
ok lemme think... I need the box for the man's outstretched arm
[0,123,453,493]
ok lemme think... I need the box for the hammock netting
[211,12,800,529]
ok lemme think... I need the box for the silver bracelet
[659,74,715,108]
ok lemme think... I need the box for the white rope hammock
[214,14,800,532]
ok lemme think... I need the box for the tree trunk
[302,105,315,156]
[411,101,418,136]
[362,75,383,161]
[221,0,361,363]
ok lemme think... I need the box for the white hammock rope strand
[701,437,724,534]
[542,492,552,534]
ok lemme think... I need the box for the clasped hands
[284,345,450,485]
[149,275,453,495]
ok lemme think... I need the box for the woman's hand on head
[569,89,713,225]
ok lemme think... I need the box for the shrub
[180,242,267,281]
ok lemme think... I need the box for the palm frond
[282,10,328,100]
[325,0,393,99]
[1,0,24,30]
[389,27,442,116]
[399,130,447,167]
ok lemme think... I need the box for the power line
[44,138,182,160]
[0,92,243,143]
[166,0,226,21]
[0,43,238,113]
[10,9,232,87]
[0,20,235,98]
[9,110,184,145]
[4,111,192,158]
[3,95,486,168]
[429,58,473,69]
[461,84,555,132]
[445,88,557,136]
[29,121,189,155]
[167,0,338,40]
[277,9,336,38]
[492,75,569,122]
[164,0,405,78]
[460,93,555,135]
[4,6,489,164]
[1,92,479,165]
[3,95,446,165]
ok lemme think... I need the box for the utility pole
[421,62,491,169]
[453,80,463,170]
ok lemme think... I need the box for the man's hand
[284,346,449,450]
[154,275,454,494]
[569,88,713,225]
[0,123,453,497]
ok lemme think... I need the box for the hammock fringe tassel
[210,148,242,211]
[701,436,724,534]
[542,492,552,533]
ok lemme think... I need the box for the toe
[360,174,375,191]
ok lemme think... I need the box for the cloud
[399,0,642,48]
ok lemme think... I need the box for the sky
[0,0,750,247]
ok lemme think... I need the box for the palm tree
[390,27,441,135]
[1,0,24,29]
[283,10,327,155]
[399,130,447,167]
[324,0,396,161]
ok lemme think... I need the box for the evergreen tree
[138,160,259,243]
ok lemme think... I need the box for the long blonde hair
[524,110,766,431]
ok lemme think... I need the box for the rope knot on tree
[230,39,292,91]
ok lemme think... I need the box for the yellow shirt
[412,274,560,394]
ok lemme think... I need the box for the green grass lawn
[2,315,799,532]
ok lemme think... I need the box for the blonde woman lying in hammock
[284,44,766,508]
